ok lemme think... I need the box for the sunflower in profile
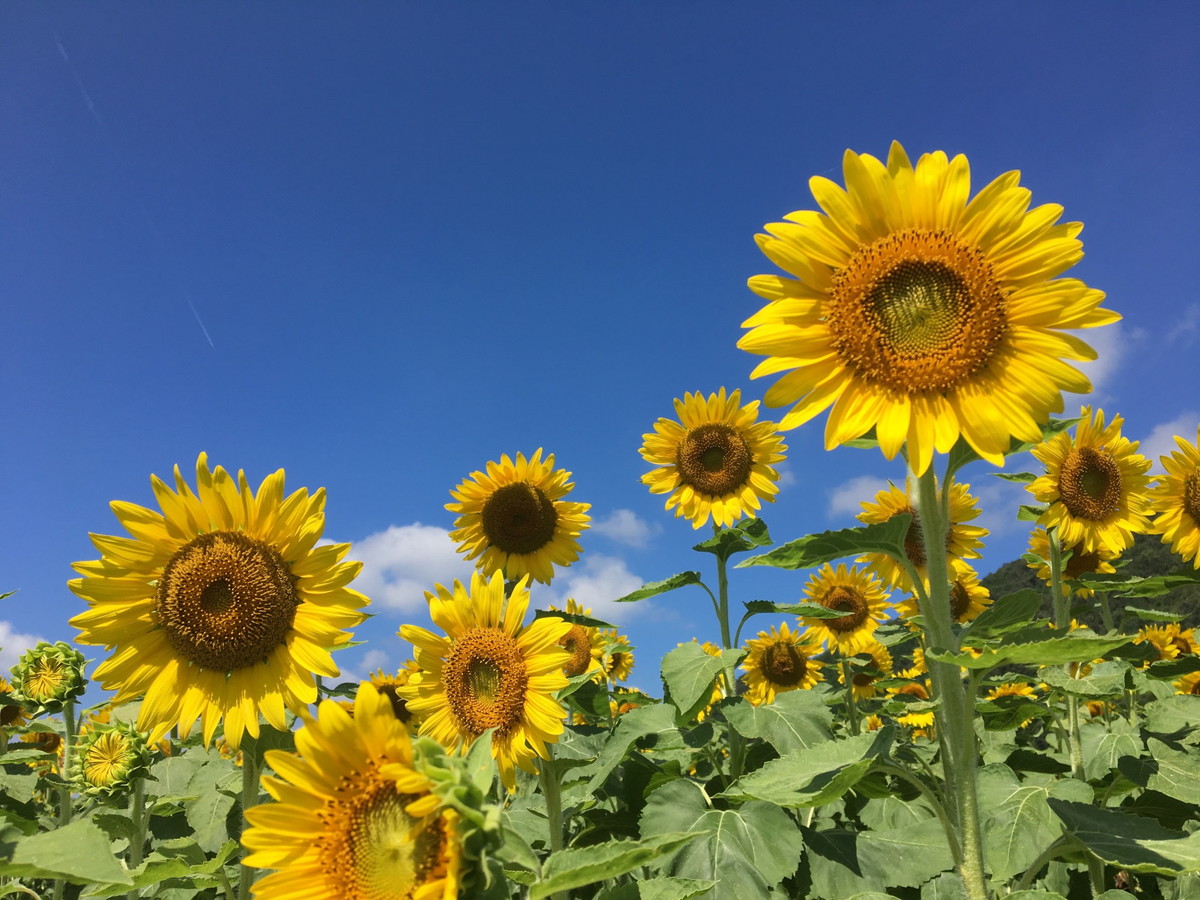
[447,450,590,585]
[243,682,461,900]
[738,141,1118,475]
[1175,671,1200,696]
[799,564,892,653]
[857,481,986,591]
[1148,425,1200,567]
[69,454,368,748]
[548,599,606,679]
[897,560,991,626]
[741,623,823,706]
[835,639,893,701]
[640,388,787,529]
[1027,526,1119,598]
[399,572,570,791]
[368,661,422,729]
[984,682,1039,702]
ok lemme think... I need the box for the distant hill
[980,532,1200,631]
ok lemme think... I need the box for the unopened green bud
[72,721,152,799]
[10,642,88,714]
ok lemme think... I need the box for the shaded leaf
[582,704,678,792]
[1048,799,1200,874]
[661,644,741,723]
[960,590,1043,642]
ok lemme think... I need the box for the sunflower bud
[10,642,88,714]
[71,720,153,799]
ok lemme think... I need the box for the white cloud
[591,509,660,548]
[775,461,798,489]
[337,647,391,685]
[827,475,891,519]
[534,554,647,626]
[970,476,1032,540]
[0,620,47,674]
[345,523,473,614]
[1139,412,1200,472]
[1067,323,1135,401]
[1168,303,1200,346]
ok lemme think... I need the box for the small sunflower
[984,682,1039,701]
[399,572,570,791]
[640,388,787,529]
[10,642,88,714]
[738,141,1118,475]
[857,481,986,591]
[1174,671,1200,696]
[446,450,590,585]
[897,560,991,625]
[1148,425,1200,567]
[1029,407,1153,556]
[835,639,893,700]
[1135,623,1197,662]
[548,599,606,679]
[887,677,936,734]
[71,721,152,799]
[243,682,461,900]
[799,563,892,653]
[69,454,368,748]
[598,631,635,685]
[1027,526,1119,598]
[741,623,823,706]
[368,661,422,728]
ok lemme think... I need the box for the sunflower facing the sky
[738,142,1118,475]
[856,481,986,592]
[1148,425,1200,567]
[639,388,787,529]
[447,450,590,585]
[1028,407,1153,556]
[799,563,892,653]
[69,454,368,748]
[399,572,571,791]
[741,623,823,706]
[242,682,461,900]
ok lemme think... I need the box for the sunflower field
[4,143,1200,900]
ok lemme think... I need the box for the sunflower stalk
[712,544,747,780]
[537,749,567,900]
[127,777,146,899]
[239,741,262,900]
[1047,529,1087,780]
[840,659,861,736]
[52,699,77,900]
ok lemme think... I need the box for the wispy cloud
[591,509,660,548]
[1067,322,1136,402]
[1139,411,1200,472]
[971,475,1033,541]
[1167,303,1200,347]
[535,554,648,626]
[827,475,891,519]
[344,524,474,614]
[0,620,47,673]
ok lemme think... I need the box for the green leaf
[1147,655,1200,678]
[1049,799,1200,874]
[530,832,703,900]
[856,816,956,888]
[960,589,1043,642]
[774,601,854,619]
[185,761,238,853]
[720,728,893,808]
[641,780,803,896]
[616,572,703,603]
[929,634,1132,671]
[1005,893,1069,900]
[144,754,203,797]
[992,472,1037,483]
[1040,660,1128,698]
[636,878,716,900]
[0,818,133,885]
[1144,695,1200,734]
[1081,719,1142,781]
[1076,571,1200,599]
[660,644,740,723]
[1123,605,1186,623]
[1118,739,1200,805]
[581,703,678,792]
[534,609,616,630]
[736,515,911,570]
[692,518,772,562]
[1017,504,1047,522]
[723,690,833,754]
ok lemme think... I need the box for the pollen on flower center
[1183,473,1200,525]
[1058,447,1123,521]
[156,531,299,672]
[480,483,559,555]
[677,423,753,495]
[441,628,529,737]
[761,642,807,686]
[827,229,1008,393]
[559,625,593,677]
[821,586,869,632]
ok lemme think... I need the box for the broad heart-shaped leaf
[692,518,772,562]
[1040,660,1128,698]
[185,758,239,853]
[616,572,703,603]
[976,763,1094,881]
[1118,738,1200,805]
[144,754,203,798]
[723,689,833,754]
[929,634,1132,671]
[1049,799,1200,874]
[660,644,742,723]
[959,590,1043,642]
[581,703,679,793]
[1004,893,1069,900]
[1143,695,1200,735]
[720,728,893,808]
[735,515,911,571]
[0,818,133,885]
[1081,718,1142,781]
[530,832,703,900]
[641,780,803,897]
[804,818,955,895]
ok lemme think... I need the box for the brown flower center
[1184,473,1200,525]
[950,580,972,621]
[761,641,808,687]
[820,585,869,634]
[441,628,528,738]
[1057,447,1123,522]
[157,531,299,672]
[676,423,753,496]
[481,483,558,555]
[1063,545,1104,580]
[559,625,594,678]
[826,229,1007,393]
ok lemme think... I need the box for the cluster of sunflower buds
[10,641,88,715]
[71,719,153,799]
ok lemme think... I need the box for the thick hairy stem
[1048,529,1086,780]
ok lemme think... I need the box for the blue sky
[3,4,1199,691]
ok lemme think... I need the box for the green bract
[10,641,88,715]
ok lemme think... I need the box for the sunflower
[741,623,823,706]
[640,388,787,530]
[835,639,893,700]
[446,450,590,585]
[243,682,461,900]
[888,677,936,735]
[548,599,606,679]
[1175,671,1200,696]
[598,631,635,685]
[857,481,986,591]
[799,563,892,652]
[738,141,1118,475]
[1027,526,1119,598]
[984,682,1039,702]
[1135,623,1197,662]
[1029,407,1153,556]
[1148,425,1200,567]
[69,453,368,748]
[897,559,991,625]
[399,572,570,791]
[0,677,27,728]
[71,721,152,799]
[368,661,422,729]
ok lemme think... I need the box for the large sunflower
[446,450,590,585]
[242,682,461,900]
[741,623,823,706]
[1148,425,1200,567]
[1029,407,1153,556]
[640,388,787,529]
[738,141,1118,475]
[69,454,368,748]
[799,563,892,653]
[857,481,986,591]
[399,572,570,791]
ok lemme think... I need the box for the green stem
[840,659,861,736]
[127,777,147,898]
[1014,836,1071,892]
[713,544,747,780]
[1048,529,1086,780]
[53,700,77,900]
[239,745,261,900]
[1086,848,1107,896]
[538,749,566,900]
[1097,592,1115,633]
